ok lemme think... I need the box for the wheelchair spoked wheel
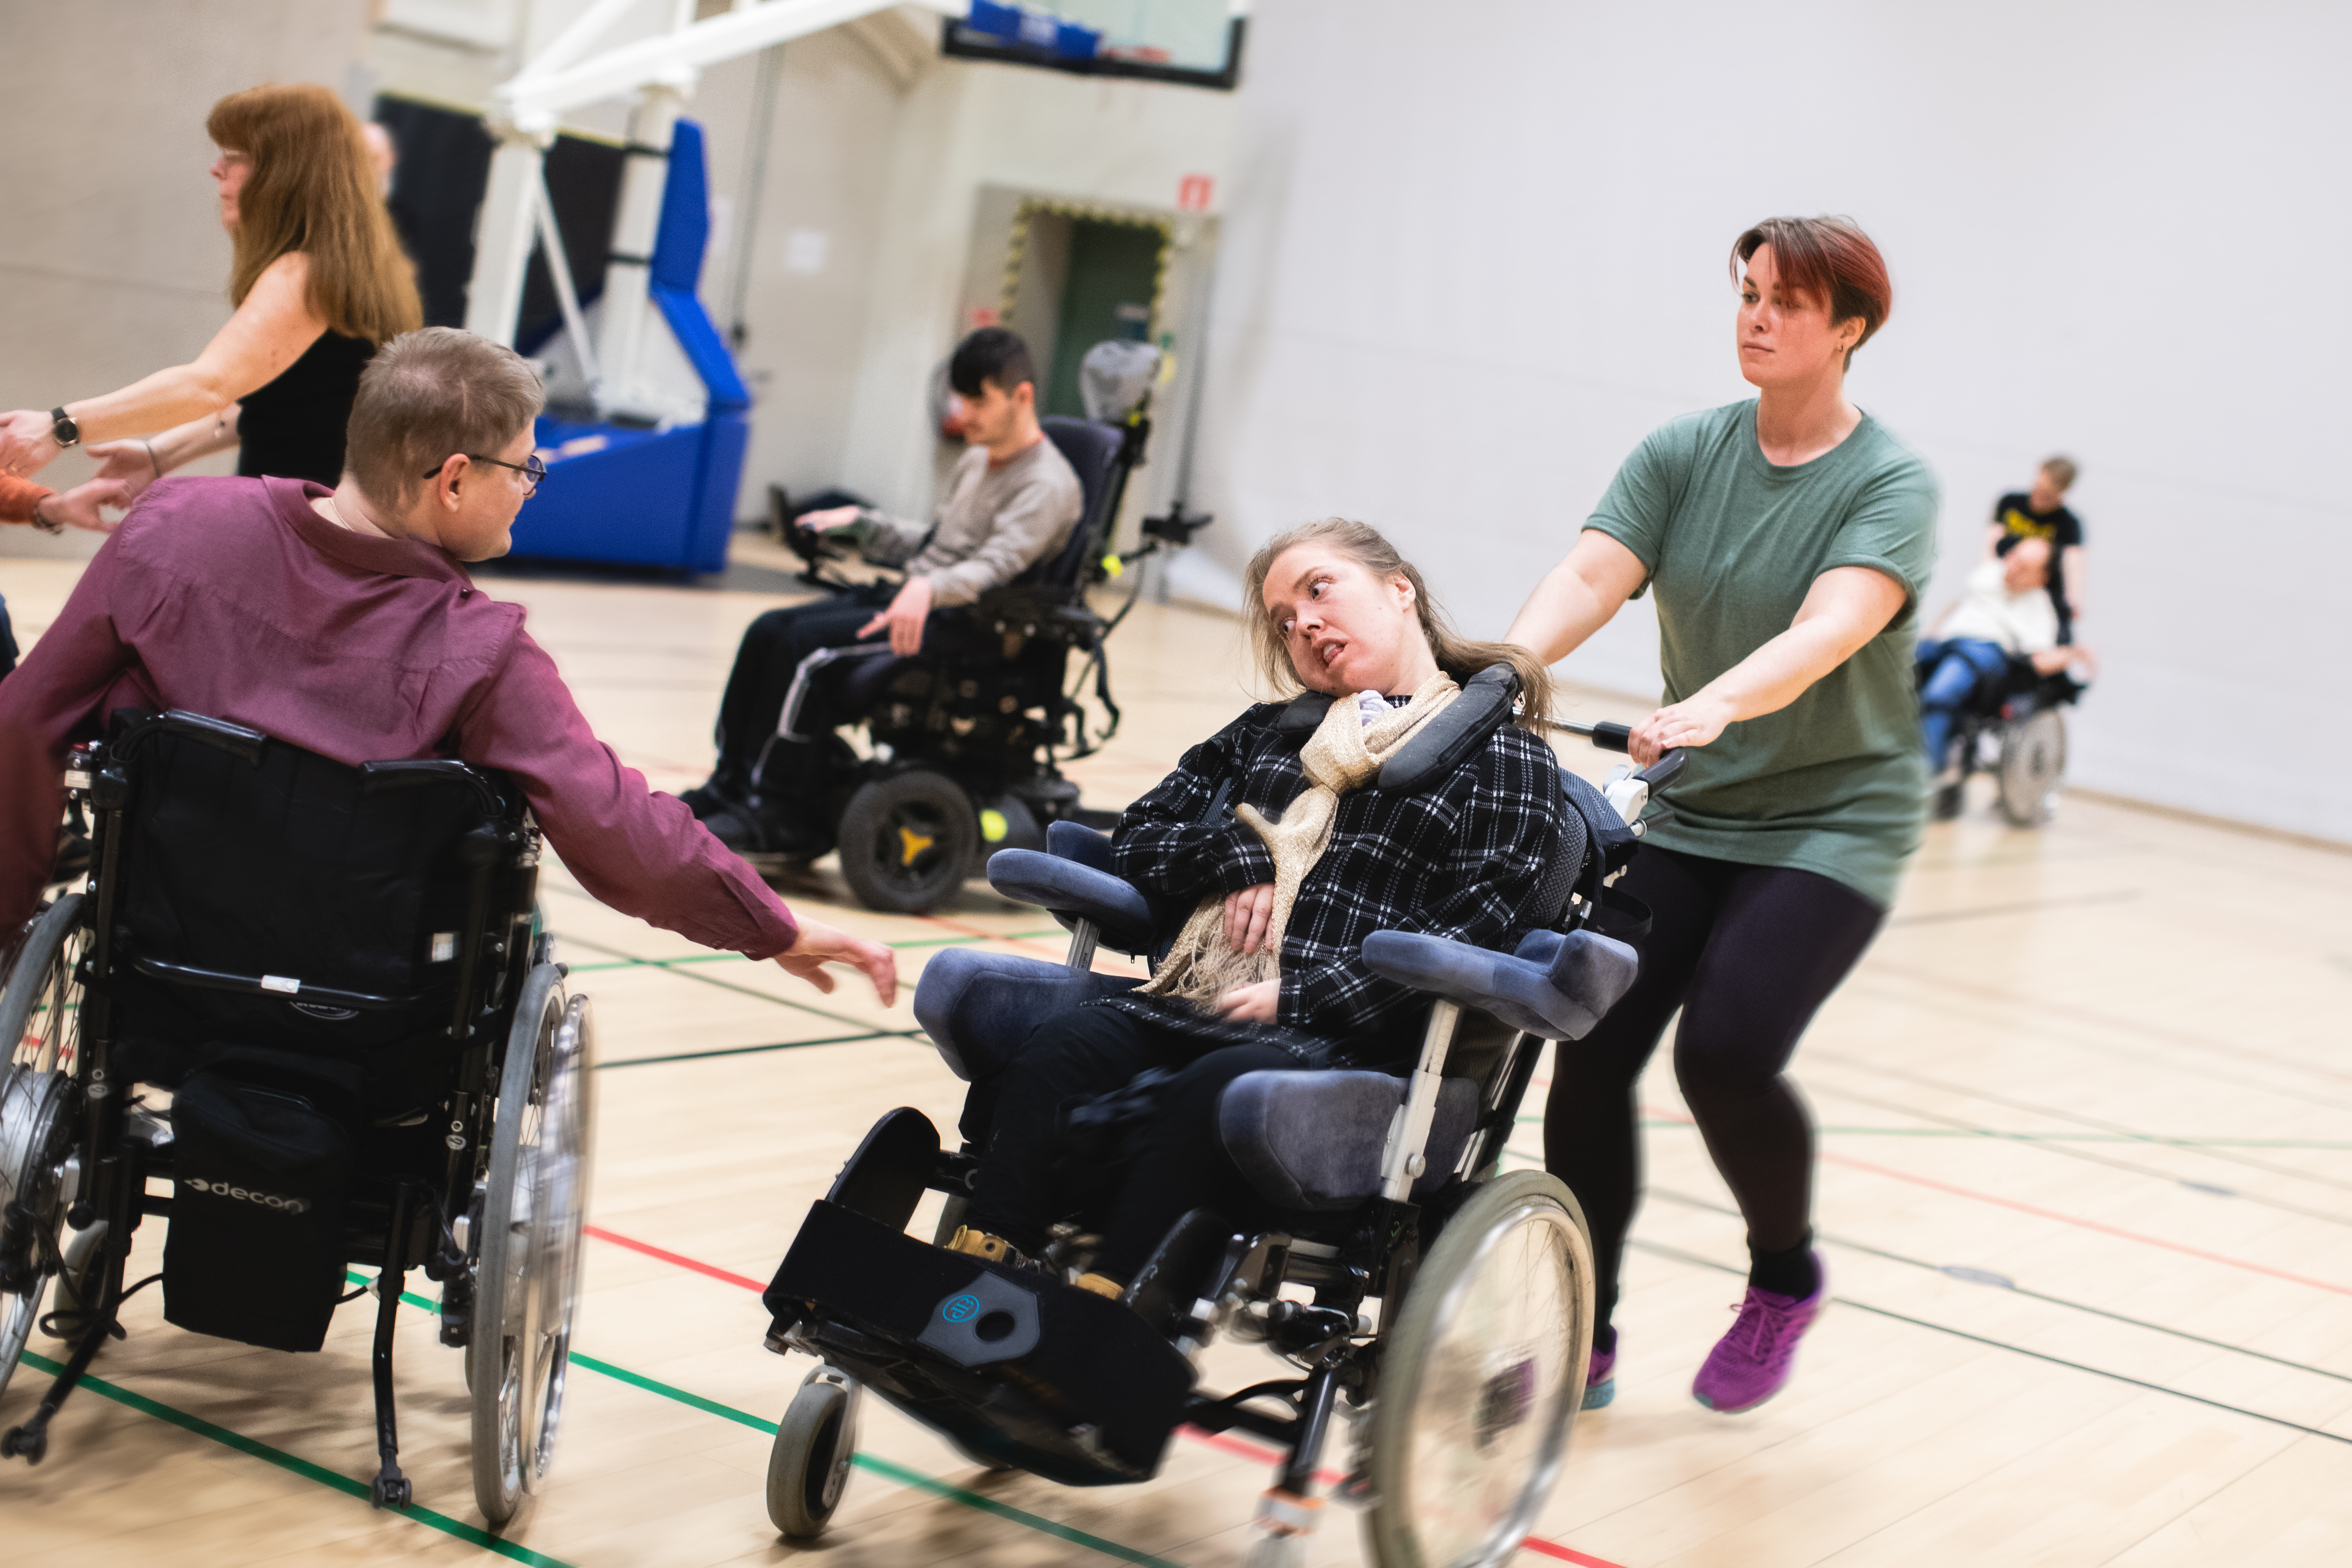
[837,770,979,914]
[1363,1171,1594,1568]
[1998,709,2067,827]
[471,971,594,1525]
[0,896,87,1406]
[767,1368,860,1538]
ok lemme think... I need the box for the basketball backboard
[943,0,1246,90]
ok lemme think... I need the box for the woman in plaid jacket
[950,519,1565,1300]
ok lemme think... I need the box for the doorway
[1042,219,1165,417]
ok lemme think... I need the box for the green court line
[594,1029,922,1069]
[565,928,1068,973]
[344,1276,1179,1566]
[568,1354,1182,1567]
[14,1350,576,1567]
[1511,1115,2352,1151]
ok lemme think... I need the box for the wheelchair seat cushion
[1360,927,1638,1042]
[1217,1070,1479,1210]
[913,949,1141,1083]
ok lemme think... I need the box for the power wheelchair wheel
[837,769,979,914]
[1998,708,2067,827]
[1363,1171,1594,1568]
[0,896,86,1406]
[767,1367,860,1537]
[471,970,594,1525]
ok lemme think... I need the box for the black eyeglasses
[422,452,547,497]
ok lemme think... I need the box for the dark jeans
[1542,846,1884,1336]
[707,590,893,804]
[964,1005,1296,1281]
[1915,636,2010,770]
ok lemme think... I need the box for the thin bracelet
[139,439,162,481]
[30,496,61,534]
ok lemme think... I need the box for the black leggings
[964,1005,1296,1281]
[709,593,888,799]
[1543,846,1884,1336]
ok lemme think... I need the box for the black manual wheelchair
[771,405,1210,915]
[0,711,591,1523]
[1924,656,2086,827]
[755,678,1683,1567]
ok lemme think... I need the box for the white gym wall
[1181,0,2352,843]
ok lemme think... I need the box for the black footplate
[764,1200,1195,1486]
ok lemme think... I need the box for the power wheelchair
[1921,652,2087,827]
[770,406,1210,915]
[0,710,591,1523]
[756,677,1684,1567]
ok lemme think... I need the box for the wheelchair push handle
[1553,718,1687,790]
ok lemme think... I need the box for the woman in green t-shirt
[1506,216,1937,1417]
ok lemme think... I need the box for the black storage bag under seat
[164,1071,355,1352]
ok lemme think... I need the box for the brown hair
[2041,456,2078,490]
[346,328,544,509]
[1243,518,1555,730]
[1730,216,1892,369]
[206,84,422,345]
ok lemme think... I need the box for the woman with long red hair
[0,84,421,496]
[1507,216,1937,1416]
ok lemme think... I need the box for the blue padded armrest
[986,846,1156,956]
[1046,819,1116,872]
[1359,927,1638,1042]
[912,948,1141,1082]
[1218,1071,1478,1210]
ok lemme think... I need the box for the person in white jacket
[1915,536,2093,773]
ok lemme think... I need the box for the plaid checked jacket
[1104,696,1565,1068]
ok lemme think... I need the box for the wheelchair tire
[1363,1170,1594,1568]
[837,770,979,914]
[471,971,595,1526]
[1998,709,2068,827]
[767,1371,858,1538]
[0,896,86,1405]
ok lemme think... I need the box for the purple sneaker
[1692,1265,1826,1414]
[1582,1343,1617,1410]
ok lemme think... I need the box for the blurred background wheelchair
[1924,656,2087,827]
[755,710,1682,1568]
[0,711,590,1523]
[762,341,1210,914]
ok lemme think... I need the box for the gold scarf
[1140,672,1460,1014]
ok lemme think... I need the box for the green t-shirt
[1584,400,1939,907]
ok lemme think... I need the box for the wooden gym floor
[2,547,2348,1567]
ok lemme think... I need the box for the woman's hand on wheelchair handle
[1223,882,1276,953]
[775,917,900,1006]
[1629,693,1732,767]
[1214,980,1280,1025]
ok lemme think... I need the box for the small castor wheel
[1931,779,1965,821]
[767,1373,858,1538]
[3,1424,49,1465]
[371,1473,412,1510]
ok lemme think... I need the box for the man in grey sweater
[687,328,1083,854]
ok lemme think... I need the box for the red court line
[584,1225,1619,1566]
[1817,1151,2352,1298]
[1626,1105,2352,1299]
[584,1224,767,1291]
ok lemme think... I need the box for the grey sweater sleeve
[908,465,1082,607]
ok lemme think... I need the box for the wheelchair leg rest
[368,1183,418,1510]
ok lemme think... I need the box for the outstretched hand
[40,478,133,534]
[83,440,162,505]
[0,410,61,478]
[797,505,862,532]
[773,917,899,1006]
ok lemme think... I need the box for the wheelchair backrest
[1024,415,1127,593]
[101,711,524,1085]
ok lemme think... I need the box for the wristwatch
[50,407,80,449]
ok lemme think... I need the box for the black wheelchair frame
[0,711,591,1523]
[1927,657,2085,827]
[757,709,1684,1565]
[764,410,1211,914]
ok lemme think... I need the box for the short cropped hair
[347,327,544,510]
[2041,456,2078,491]
[948,327,1037,399]
[1731,216,1893,369]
